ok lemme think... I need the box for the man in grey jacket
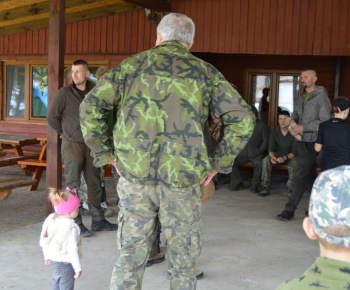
[277,68,331,221]
[47,59,117,236]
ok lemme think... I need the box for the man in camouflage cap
[277,165,350,289]
[80,13,254,289]
[95,66,111,80]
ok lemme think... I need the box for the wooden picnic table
[0,134,40,156]
[0,134,41,199]
[0,134,40,170]
[18,136,113,191]
[18,137,50,191]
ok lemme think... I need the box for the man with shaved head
[277,69,331,221]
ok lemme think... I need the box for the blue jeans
[51,261,75,290]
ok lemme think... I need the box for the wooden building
[1,0,350,135]
[1,0,349,210]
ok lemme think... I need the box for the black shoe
[91,219,118,232]
[251,185,259,193]
[146,253,165,267]
[78,223,92,237]
[305,210,309,216]
[277,210,294,221]
[258,187,270,197]
[167,269,204,280]
[229,182,244,191]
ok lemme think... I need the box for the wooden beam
[0,0,142,36]
[0,1,138,27]
[124,0,171,12]
[0,0,46,11]
[46,0,65,216]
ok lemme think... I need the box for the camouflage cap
[95,66,111,79]
[309,165,350,247]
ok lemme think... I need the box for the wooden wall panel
[65,23,72,54]
[88,18,95,54]
[193,53,338,100]
[0,37,3,55]
[1,35,10,55]
[71,22,78,54]
[1,0,350,57]
[274,0,285,55]
[322,0,333,55]
[100,17,107,54]
[223,0,233,53]
[313,0,324,55]
[246,0,256,54]
[253,0,263,54]
[305,0,316,55]
[130,11,138,52]
[331,0,341,55]
[338,0,349,55]
[82,20,89,54]
[231,0,241,53]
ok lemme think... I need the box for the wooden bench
[240,162,321,178]
[0,155,37,167]
[0,177,37,200]
[18,159,64,191]
[0,151,6,157]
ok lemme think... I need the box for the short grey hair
[157,13,195,47]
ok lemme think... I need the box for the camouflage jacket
[276,257,350,290]
[80,41,254,187]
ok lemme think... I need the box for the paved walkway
[0,168,318,289]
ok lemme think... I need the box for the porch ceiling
[0,0,171,36]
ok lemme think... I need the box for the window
[244,69,301,128]
[2,61,108,123]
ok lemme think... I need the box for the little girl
[40,187,82,290]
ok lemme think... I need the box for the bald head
[301,69,318,92]
[302,69,317,77]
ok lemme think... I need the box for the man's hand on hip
[200,169,218,186]
[110,159,121,176]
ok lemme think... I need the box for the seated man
[229,106,270,193]
[277,165,350,289]
[259,111,297,197]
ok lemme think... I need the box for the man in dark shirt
[315,96,350,171]
[259,111,297,197]
[47,59,117,237]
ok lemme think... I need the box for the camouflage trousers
[111,176,202,290]
[261,155,296,189]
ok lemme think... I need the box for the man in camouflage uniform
[259,110,297,197]
[80,13,254,290]
[277,165,350,289]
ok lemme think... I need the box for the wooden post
[46,0,65,216]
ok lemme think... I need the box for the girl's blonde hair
[48,187,75,206]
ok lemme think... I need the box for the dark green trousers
[61,139,104,224]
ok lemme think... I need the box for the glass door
[245,69,301,128]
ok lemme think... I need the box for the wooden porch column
[46,0,65,216]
